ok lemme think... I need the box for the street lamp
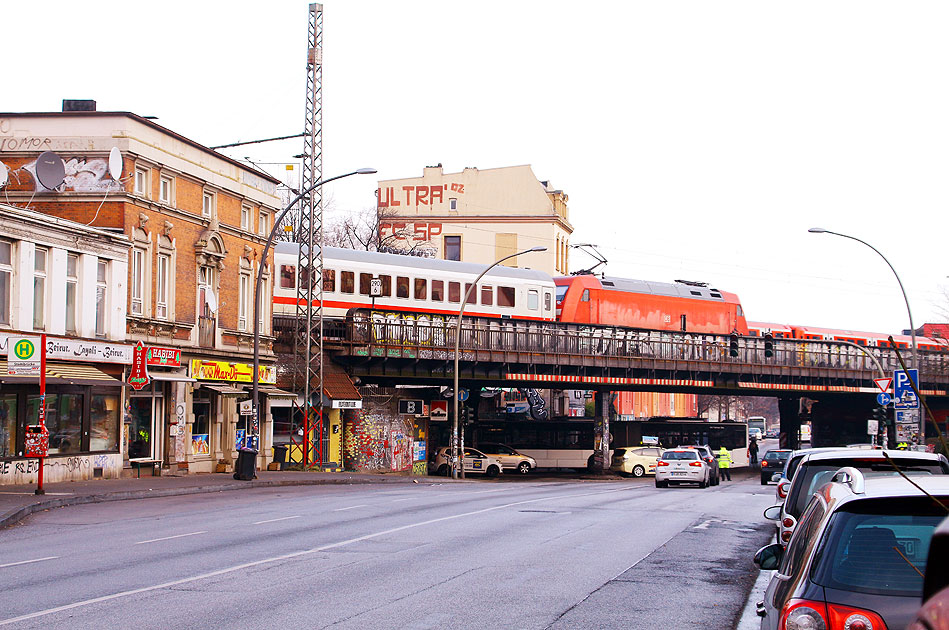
[808,227,920,443]
[250,168,376,466]
[452,246,546,479]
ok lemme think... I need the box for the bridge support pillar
[778,396,801,451]
[592,391,610,474]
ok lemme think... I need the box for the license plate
[672,472,688,476]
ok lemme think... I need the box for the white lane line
[390,498,413,502]
[0,486,633,626]
[134,531,207,545]
[0,556,59,569]
[252,516,301,525]
[333,504,368,512]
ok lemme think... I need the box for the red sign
[128,341,150,390]
[430,400,448,420]
[24,424,49,457]
[874,378,892,393]
[146,346,181,367]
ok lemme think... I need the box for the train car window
[680,314,687,331]
[432,280,444,302]
[528,290,539,310]
[448,281,461,303]
[379,275,392,297]
[465,283,476,305]
[397,276,410,299]
[280,265,296,289]
[581,289,590,302]
[545,292,552,311]
[415,278,427,300]
[481,285,493,306]
[359,273,372,296]
[498,286,515,307]
[322,269,336,292]
[341,271,355,294]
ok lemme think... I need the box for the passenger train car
[748,321,946,351]
[273,243,557,322]
[555,274,749,335]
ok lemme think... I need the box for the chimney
[62,100,96,112]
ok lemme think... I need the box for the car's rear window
[662,451,698,461]
[764,451,789,461]
[811,498,946,597]
[787,458,949,518]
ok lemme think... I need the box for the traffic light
[461,406,470,425]
[729,333,739,357]
[764,333,774,359]
[872,406,888,425]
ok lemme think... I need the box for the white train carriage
[273,243,557,322]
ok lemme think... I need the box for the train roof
[598,276,726,301]
[274,242,554,283]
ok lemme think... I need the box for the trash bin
[273,445,288,471]
[234,447,258,481]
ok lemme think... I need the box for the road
[0,473,775,629]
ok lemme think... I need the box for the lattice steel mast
[293,3,324,467]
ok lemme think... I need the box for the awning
[320,365,361,401]
[256,385,297,399]
[198,383,245,395]
[148,372,196,383]
[0,360,123,387]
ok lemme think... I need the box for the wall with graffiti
[342,405,416,473]
[0,453,121,485]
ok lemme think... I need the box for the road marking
[134,531,207,545]
[0,492,73,496]
[0,486,631,626]
[252,516,301,525]
[693,519,714,529]
[390,498,413,502]
[0,556,58,569]
[333,504,368,512]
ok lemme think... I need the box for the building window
[449,198,457,211]
[159,176,174,205]
[241,206,251,230]
[65,254,78,333]
[131,248,145,316]
[0,240,11,326]
[33,247,47,330]
[202,192,215,219]
[135,168,149,196]
[156,254,170,320]
[444,236,461,261]
[258,210,268,236]
[95,260,108,337]
[238,273,250,331]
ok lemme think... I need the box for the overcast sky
[5,1,947,335]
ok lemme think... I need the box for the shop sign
[8,336,41,375]
[429,400,448,420]
[189,359,276,384]
[331,400,362,409]
[3,337,134,364]
[146,346,181,367]
[128,342,150,391]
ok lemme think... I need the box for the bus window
[396,276,410,298]
[481,285,493,306]
[341,271,355,294]
[322,269,335,292]
[432,280,444,302]
[528,290,539,310]
[448,282,461,303]
[415,278,427,300]
[498,286,515,307]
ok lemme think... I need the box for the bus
[466,418,749,470]
[747,416,766,442]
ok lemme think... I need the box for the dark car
[760,449,792,485]
[755,470,949,630]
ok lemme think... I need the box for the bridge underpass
[319,310,949,463]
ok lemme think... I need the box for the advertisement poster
[235,429,245,451]
[192,434,210,456]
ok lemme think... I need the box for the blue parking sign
[893,369,919,409]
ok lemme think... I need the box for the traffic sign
[873,378,892,393]
[893,369,919,409]
[876,392,892,406]
[867,420,879,435]
[457,389,469,402]
[398,399,424,415]
[8,336,41,375]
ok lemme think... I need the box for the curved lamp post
[452,246,546,479]
[250,168,376,465]
[808,227,920,444]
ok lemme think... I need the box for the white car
[655,448,711,488]
[430,446,503,477]
[476,442,537,474]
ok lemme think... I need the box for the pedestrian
[717,446,732,481]
[747,438,759,468]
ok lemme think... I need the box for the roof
[839,474,949,501]
[599,276,726,302]
[320,359,360,401]
[805,448,946,464]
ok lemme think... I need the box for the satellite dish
[0,161,7,189]
[108,147,123,180]
[204,289,218,312]
[35,151,65,190]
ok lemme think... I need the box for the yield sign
[873,378,892,393]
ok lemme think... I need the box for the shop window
[431,280,444,302]
[414,278,427,300]
[0,394,15,458]
[192,391,212,457]
[0,240,10,326]
[396,276,409,299]
[498,286,515,308]
[33,247,47,330]
[31,393,82,455]
[129,395,157,458]
[90,394,119,451]
[65,254,78,333]
[96,260,108,337]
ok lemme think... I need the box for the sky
[4,1,948,335]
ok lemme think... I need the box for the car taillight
[782,517,794,528]
[761,461,768,467]
[826,604,886,630]
[657,461,669,467]
[689,461,703,467]
[780,599,828,630]
[778,481,790,499]
[781,530,793,542]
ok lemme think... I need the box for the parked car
[765,428,780,439]
[774,447,855,504]
[610,446,662,477]
[908,514,949,629]
[476,442,537,475]
[655,448,710,488]
[774,449,949,545]
[430,446,504,477]
[677,445,720,485]
[755,469,949,630]
[759,449,792,485]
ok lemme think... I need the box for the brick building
[0,103,285,475]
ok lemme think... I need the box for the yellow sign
[189,359,276,384]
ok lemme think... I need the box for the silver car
[655,448,710,488]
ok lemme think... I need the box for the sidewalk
[0,469,429,530]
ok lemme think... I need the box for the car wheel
[437,464,448,476]
[631,465,645,478]
[486,465,500,478]
[655,479,667,488]
[517,462,531,475]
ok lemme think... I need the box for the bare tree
[324,206,435,255]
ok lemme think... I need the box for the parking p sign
[893,369,919,409]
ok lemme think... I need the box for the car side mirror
[763,505,782,521]
[754,543,784,571]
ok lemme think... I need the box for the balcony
[198,316,216,348]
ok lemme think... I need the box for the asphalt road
[0,473,775,629]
